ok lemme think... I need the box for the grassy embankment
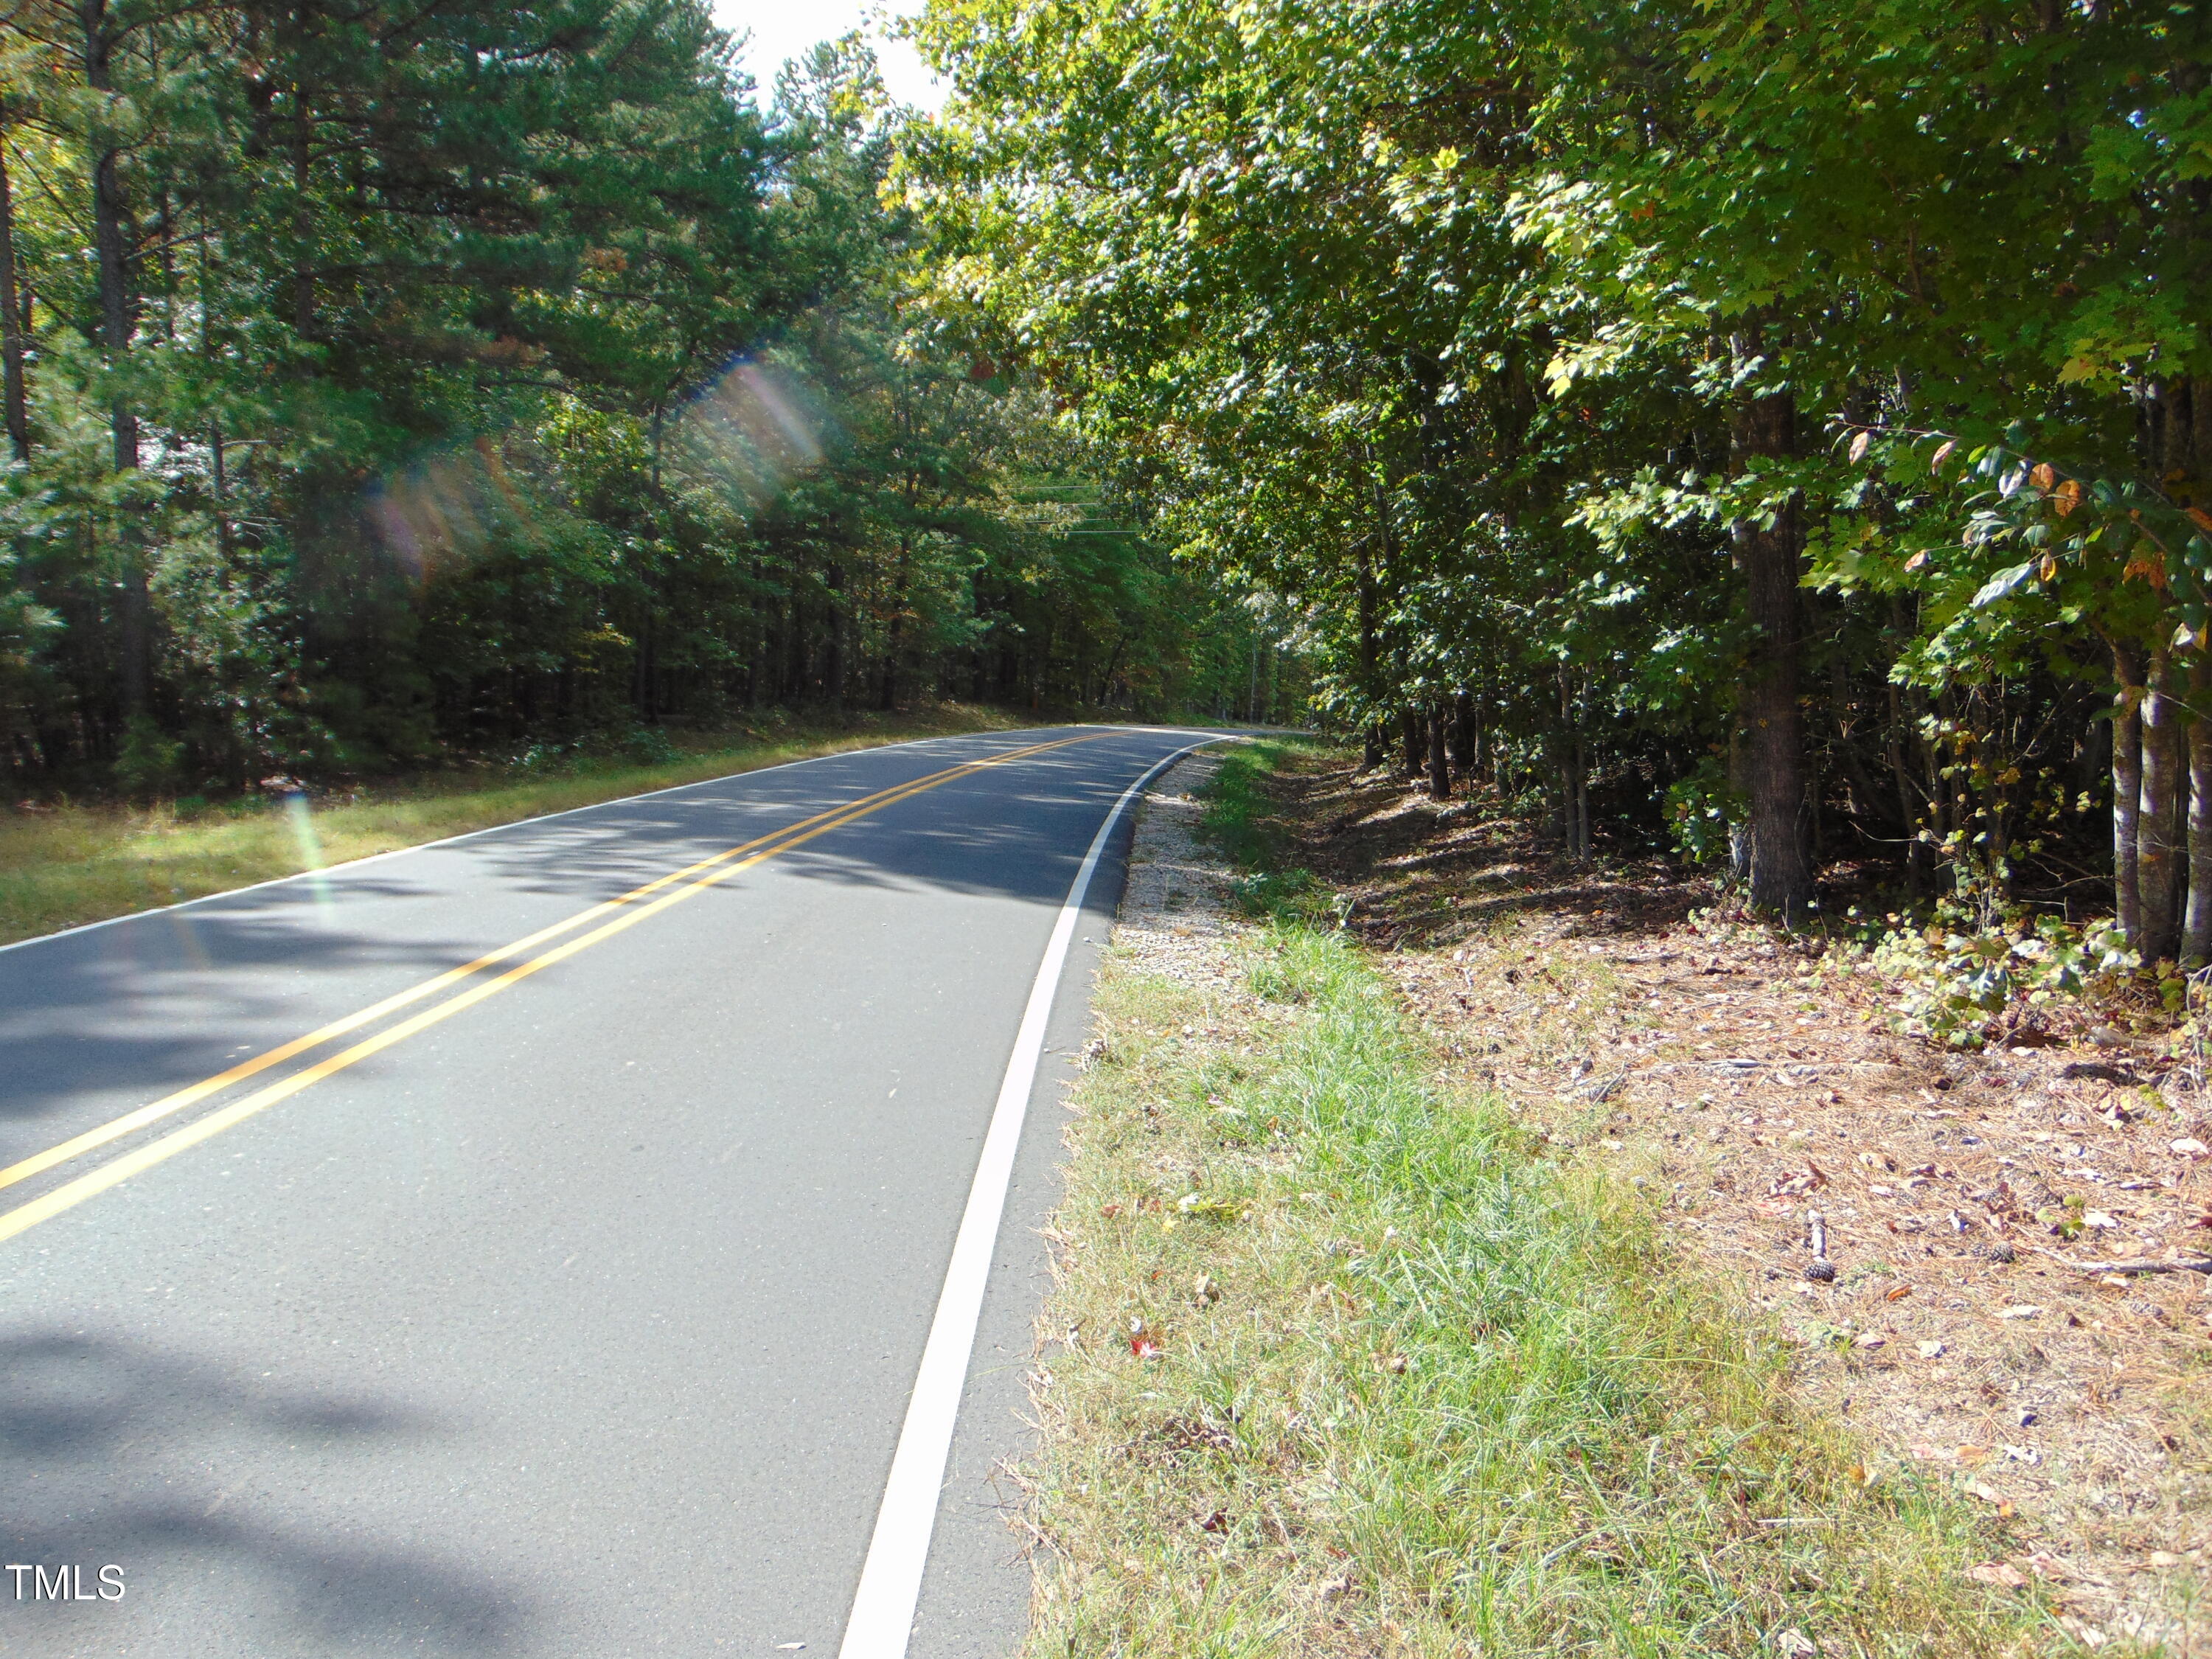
[0,704,1032,947]
[1027,740,2062,1657]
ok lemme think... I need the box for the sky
[714,1,949,114]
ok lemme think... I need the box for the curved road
[0,725,1218,1657]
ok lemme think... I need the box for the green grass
[1021,752,2066,1657]
[1206,736,1333,921]
[0,704,1032,947]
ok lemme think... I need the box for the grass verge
[1025,741,2062,1656]
[0,703,1030,947]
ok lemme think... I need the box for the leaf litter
[1275,750,2210,1648]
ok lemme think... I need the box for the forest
[0,0,1286,807]
[4,0,2207,972]
[903,0,2209,973]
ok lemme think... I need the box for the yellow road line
[0,734,1097,1220]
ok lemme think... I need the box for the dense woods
[0,3,1286,800]
[907,0,2211,965]
[10,0,2208,973]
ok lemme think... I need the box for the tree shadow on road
[0,1328,529,1655]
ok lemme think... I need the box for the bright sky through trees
[717,0,947,111]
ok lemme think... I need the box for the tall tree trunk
[0,134,29,462]
[824,561,846,710]
[1559,661,1586,860]
[1886,678,1932,893]
[1426,700,1450,799]
[289,0,316,337]
[1573,732,1590,862]
[85,0,150,719]
[879,538,909,712]
[1730,363,1814,917]
[2184,654,2212,966]
[1399,706,1422,776]
[1357,540,1383,767]
[201,227,229,557]
[2140,644,2188,961]
[2111,641,2145,945]
[1451,690,1475,773]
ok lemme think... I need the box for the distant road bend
[0,724,1222,1658]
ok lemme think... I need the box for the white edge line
[0,723,1206,960]
[836,735,1229,1659]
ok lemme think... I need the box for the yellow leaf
[2053,478,2082,517]
[2029,462,2056,491]
[2124,552,2169,588]
[2188,505,2212,535]
[2037,554,2058,582]
[1848,431,1871,462]
[1931,439,1958,474]
[1903,550,1930,572]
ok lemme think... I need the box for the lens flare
[358,360,830,584]
[669,359,830,509]
[364,443,516,583]
[283,789,335,913]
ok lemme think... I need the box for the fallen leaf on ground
[1969,1561,2028,1588]
[2016,1550,2081,1582]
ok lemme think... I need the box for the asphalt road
[0,725,1217,1658]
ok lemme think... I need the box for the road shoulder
[1011,742,2065,1657]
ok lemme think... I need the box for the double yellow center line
[0,733,1102,1246]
